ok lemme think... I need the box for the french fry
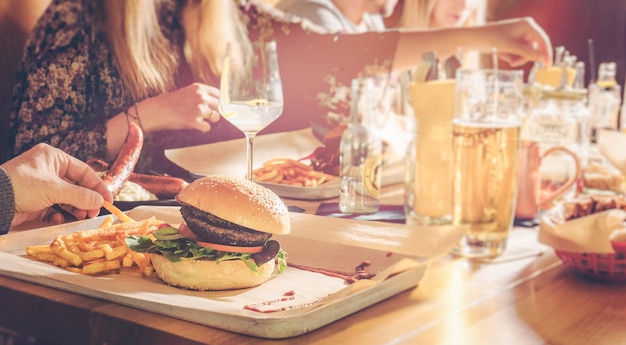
[53,256,72,268]
[102,200,134,223]
[50,238,83,267]
[141,265,154,277]
[122,253,134,267]
[82,260,121,275]
[99,215,115,229]
[27,215,160,277]
[98,243,114,255]
[79,248,106,262]
[77,241,95,252]
[26,246,58,263]
[26,244,54,255]
[105,245,127,261]
[253,158,337,187]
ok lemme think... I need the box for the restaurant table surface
[4,182,626,345]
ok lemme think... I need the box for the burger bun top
[176,175,290,235]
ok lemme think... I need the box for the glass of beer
[451,69,524,258]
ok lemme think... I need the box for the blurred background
[490,0,626,87]
[1,0,625,162]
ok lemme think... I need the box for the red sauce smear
[243,261,376,313]
[287,260,376,284]
[244,291,318,313]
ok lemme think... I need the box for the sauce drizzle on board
[244,291,318,313]
[243,262,376,313]
[287,260,376,284]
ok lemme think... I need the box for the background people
[391,0,488,70]
[275,0,397,33]
[9,0,551,179]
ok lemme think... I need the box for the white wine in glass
[219,40,284,180]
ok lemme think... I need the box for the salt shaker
[339,79,382,214]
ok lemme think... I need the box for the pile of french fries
[252,158,336,187]
[26,202,162,276]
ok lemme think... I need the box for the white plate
[165,129,405,200]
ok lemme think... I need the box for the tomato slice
[177,223,201,241]
[196,241,264,254]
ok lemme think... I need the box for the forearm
[392,26,489,72]
[105,111,134,161]
[393,18,552,72]
[105,101,153,161]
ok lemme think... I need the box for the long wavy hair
[96,0,251,100]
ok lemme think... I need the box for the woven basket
[555,250,626,281]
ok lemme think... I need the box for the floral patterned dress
[9,0,399,176]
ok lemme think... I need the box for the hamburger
[126,175,290,290]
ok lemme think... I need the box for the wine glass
[219,40,284,180]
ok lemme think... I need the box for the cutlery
[52,204,78,222]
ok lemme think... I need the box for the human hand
[2,144,112,226]
[485,17,553,67]
[138,83,222,133]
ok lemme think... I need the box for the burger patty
[180,205,271,247]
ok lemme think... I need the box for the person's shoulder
[29,0,95,52]
[274,0,345,33]
[244,0,330,35]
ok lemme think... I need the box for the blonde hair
[181,0,251,84]
[97,0,250,100]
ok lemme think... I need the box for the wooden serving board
[0,207,463,338]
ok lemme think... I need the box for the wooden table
[3,183,626,345]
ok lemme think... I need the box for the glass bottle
[588,62,621,141]
[339,79,382,214]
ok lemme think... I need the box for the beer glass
[451,69,524,258]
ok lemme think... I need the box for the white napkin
[598,129,626,175]
[538,206,626,253]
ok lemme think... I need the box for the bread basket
[554,250,626,281]
[540,196,626,281]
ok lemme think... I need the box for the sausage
[87,155,188,199]
[102,122,144,196]
[129,173,188,199]
[85,158,109,173]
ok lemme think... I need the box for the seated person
[9,0,551,178]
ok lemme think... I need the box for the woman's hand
[484,17,553,68]
[137,83,222,133]
[2,144,112,226]
[394,16,553,72]
[105,83,223,160]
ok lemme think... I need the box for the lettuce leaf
[125,226,287,275]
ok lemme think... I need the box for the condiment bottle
[339,79,381,214]
[588,62,621,141]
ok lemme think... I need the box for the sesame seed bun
[175,175,290,235]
